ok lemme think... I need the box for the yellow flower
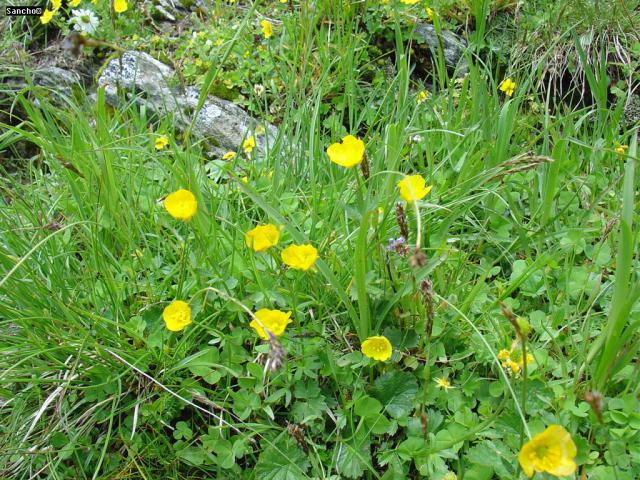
[245,224,280,252]
[69,0,81,6]
[243,135,256,154]
[615,144,628,157]
[499,77,516,97]
[507,359,520,374]
[154,135,169,150]
[260,20,273,39]
[51,0,61,10]
[497,349,511,361]
[416,90,429,104]
[400,0,420,4]
[281,244,318,271]
[255,124,266,135]
[361,336,393,361]
[426,7,434,21]
[518,425,577,478]
[326,135,365,168]
[434,377,453,390]
[40,9,54,24]
[114,0,127,13]
[162,300,192,332]
[398,174,432,203]
[250,308,292,340]
[222,151,236,161]
[522,353,534,366]
[241,176,249,183]
[164,189,197,221]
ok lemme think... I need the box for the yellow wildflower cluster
[260,20,273,39]
[416,90,430,104]
[498,347,533,376]
[40,0,127,26]
[326,135,433,204]
[143,16,581,480]
[615,144,628,157]
[244,224,319,271]
[155,135,169,150]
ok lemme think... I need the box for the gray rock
[28,66,83,105]
[624,95,640,128]
[34,66,82,92]
[97,51,275,157]
[143,0,186,21]
[413,23,468,74]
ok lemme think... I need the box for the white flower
[69,9,99,35]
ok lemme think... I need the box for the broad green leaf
[372,371,418,419]
[255,438,309,480]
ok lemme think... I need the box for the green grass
[1,0,639,479]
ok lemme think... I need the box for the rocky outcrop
[97,51,275,157]
[414,23,468,74]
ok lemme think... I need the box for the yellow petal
[114,0,127,13]
[162,300,192,332]
[250,308,292,339]
[245,224,280,252]
[397,175,432,203]
[361,336,392,361]
[326,135,365,168]
[281,244,318,271]
[164,189,197,221]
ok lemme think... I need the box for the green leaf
[334,433,371,479]
[255,438,309,480]
[354,396,383,418]
[173,421,193,441]
[372,371,418,419]
[383,327,419,349]
[176,446,208,466]
[365,414,394,435]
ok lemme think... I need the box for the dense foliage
[1,0,639,479]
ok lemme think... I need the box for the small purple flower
[387,236,409,255]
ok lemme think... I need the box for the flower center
[534,445,548,459]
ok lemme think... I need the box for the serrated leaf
[371,371,418,419]
[334,434,371,479]
[255,438,309,480]
[383,327,419,349]
[365,414,393,435]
